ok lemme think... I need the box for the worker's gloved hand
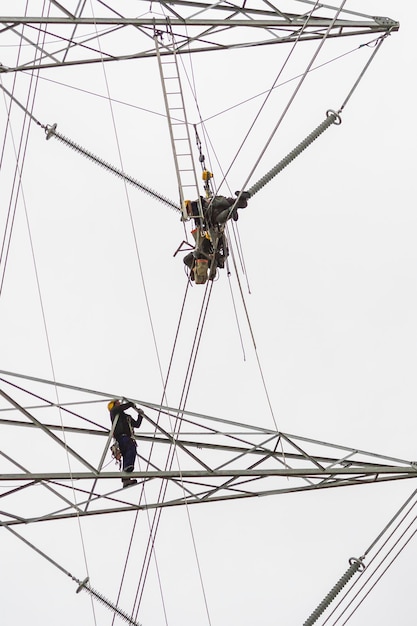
[235,190,251,200]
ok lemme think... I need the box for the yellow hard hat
[107,399,118,411]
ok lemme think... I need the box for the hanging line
[126,20,226,602]
[225,244,281,431]
[0,71,43,296]
[1,24,100,603]
[130,280,215,613]
[2,50,130,626]
[0,18,95,527]
[83,12,175,624]
[132,279,215,624]
[77,12,208,622]
[132,455,170,626]
[134,281,216,626]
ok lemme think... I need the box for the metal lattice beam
[0,1,399,73]
[0,370,415,528]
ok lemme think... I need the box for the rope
[225,232,281,433]
[132,279,215,624]
[132,458,170,626]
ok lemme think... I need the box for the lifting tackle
[181,109,341,285]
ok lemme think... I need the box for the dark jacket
[206,195,247,225]
[110,402,142,439]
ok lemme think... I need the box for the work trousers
[117,435,137,472]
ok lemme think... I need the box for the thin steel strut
[0,83,43,127]
[44,123,180,213]
[4,526,141,626]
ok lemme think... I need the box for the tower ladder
[155,34,201,221]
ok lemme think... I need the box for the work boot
[195,258,208,284]
[122,478,137,488]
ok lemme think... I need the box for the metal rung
[156,35,201,220]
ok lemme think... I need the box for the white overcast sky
[0,2,416,625]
